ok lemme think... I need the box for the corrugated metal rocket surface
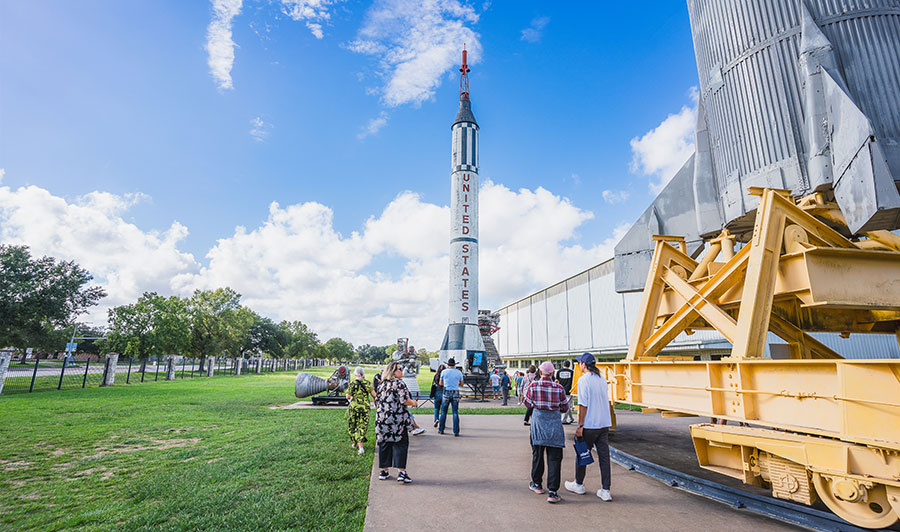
[440,50,485,367]
[615,0,900,292]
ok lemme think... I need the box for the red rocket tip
[459,47,470,101]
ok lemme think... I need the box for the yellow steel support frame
[604,188,900,528]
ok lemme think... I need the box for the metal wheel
[812,473,899,529]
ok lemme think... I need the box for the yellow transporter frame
[600,188,900,529]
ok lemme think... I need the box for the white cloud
[206,0,243,90]
[601,189,629,204]
[0,182,200,324]
[347,0,482,107]
[0,175,623,348]
[249,116,272,142]
[280,0,335,39]
[630,87,698,193]
[358,111,389,139]
[520,16,549,43]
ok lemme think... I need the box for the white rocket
[439,48,486,372]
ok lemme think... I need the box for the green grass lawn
[0,372,373,532]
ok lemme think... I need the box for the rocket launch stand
[600,188,900,528]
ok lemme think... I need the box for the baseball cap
[539,361,555,374]
[576,352,595,365]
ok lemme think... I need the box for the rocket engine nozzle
[294,366,350,398]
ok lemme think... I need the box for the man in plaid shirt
[523,361,569,503]
[523,370,570,412]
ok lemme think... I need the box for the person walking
[438,358,464,436]
[490,370,501,399]
[555,361,575,424]
[431,364,445,428]
[500,370,511,406]
[523,361,569,503]
[375,361,417,483]
[346,367,376,455]
[523,365,537,425]
[515,371,525,405]
[565,352,613,501]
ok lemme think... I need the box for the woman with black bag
[430,364,445,428]
[375,361,418,483]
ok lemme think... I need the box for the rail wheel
[811,473,899,529]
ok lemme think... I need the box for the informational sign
[25,348,33,355]
[65,342,77,352]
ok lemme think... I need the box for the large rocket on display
[439,49,486,371]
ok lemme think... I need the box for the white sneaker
[564,481,585,495]
[357,447,364,455]
[412,427,426,436]
[597,489,612,501]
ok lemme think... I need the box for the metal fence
[1,355,311,396]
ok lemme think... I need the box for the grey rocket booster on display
[439,49,486,372]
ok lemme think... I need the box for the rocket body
[439,97,485,370]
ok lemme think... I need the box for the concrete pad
[363,414,801,532]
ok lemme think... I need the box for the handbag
[429,384,437,398]
[573,436,594,466]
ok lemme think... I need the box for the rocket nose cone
[453,99,477,126]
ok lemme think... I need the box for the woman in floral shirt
[346,367,376,455]
[375,361,418,483]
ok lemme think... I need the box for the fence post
[206,356,215,377]
[29,357,40,392]
[126,357,132,384]
[234,358,242,376]
[181,357,186,379]
[166,356,176,381]
[155,359,160,381]
[102,353,118,386]
[0,352,11,395]
[255,358,261,374]
[82,359,90,388]
[57,357,68,390]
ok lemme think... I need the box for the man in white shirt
[490,370,501,398]
[564,352,612,501]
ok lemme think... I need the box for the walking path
[363,414,800,532]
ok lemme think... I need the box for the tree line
[1,244,402,366]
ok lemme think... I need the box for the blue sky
[0,0,701,346]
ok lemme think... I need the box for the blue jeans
[439,390,460,435]
[433,389,443,423]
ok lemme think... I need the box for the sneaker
[565,481,585,495]
[547,491,560,503]
[412,427,426,436]
[433,419,439,428]
[397,471,413,483]
[524,421,530,426]
[597,489,612,501]
[528,482,545,494]
[438,431,444,435]
[357,447,364,455]
[378,470,390,480]
[454,433,459,437]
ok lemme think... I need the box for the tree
[104,292,189,370]
[220,306,257,360]
[244,316,288,359]
[323,337,354,363]
[0,245,106,349]
[186,288,241,371]
[356,343,390,364]
[280,320,320,360]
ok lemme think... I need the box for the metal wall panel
[590,262,628,348]
[531,292,548,354]
[517,299,533,355]
[497,307,508,355]
[546,282,569,352]
[507,303,519,355]
[566,272,593,350]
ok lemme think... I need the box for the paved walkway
[363,414,800,532]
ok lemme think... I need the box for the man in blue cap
[564,352,613,501]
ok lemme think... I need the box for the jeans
[501,386,509,406]
[531,444,563,492]
[575,427,611,490]
[433,389,443,423]
[439,390,460,435]
[561,396,574,423]
[378,431,409,470]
